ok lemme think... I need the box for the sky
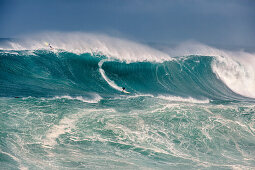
[0,0,255,50]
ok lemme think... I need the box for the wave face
[1,34,255,169]
[0,50,252,102]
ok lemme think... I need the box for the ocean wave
[1,33,255,101]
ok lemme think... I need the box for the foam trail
[52,94,102,103]
[44,115,76,146]
[156,95,210,104]
[0,150,28,170]
[99,60,123,91]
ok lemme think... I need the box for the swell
[0,50,252,102]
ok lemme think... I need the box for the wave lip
[164,41,255,99]
[212,55,255,99]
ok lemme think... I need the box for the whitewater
[0,32,255,169]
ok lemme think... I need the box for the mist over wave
[6,32,171,62]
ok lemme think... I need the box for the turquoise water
[0,48,255,169]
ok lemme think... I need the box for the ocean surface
[0,34,255,169]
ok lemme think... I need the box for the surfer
[121,87,130,93]
[48,43,53,50]
[122,87,126,92]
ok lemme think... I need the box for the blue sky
[1,0,255,49]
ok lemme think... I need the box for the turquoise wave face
[0,50,251,102]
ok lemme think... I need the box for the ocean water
[0,34,255,169]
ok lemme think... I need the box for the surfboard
[122,90,130,94]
